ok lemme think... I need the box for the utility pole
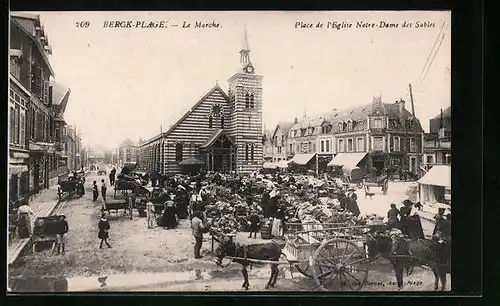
[408,83,421,178]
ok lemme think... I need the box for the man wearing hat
[54,214,69,255]
[191,211,206,258]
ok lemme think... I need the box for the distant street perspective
[8,11,451,293]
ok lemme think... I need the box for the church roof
[144,84,229,145]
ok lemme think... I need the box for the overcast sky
[31,11,450,149]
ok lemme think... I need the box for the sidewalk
[8,186,61,265]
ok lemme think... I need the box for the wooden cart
[211,222,379,291]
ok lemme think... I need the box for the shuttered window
[221,116,224,129]
[251,144,254,161]
[209,115,213,128]
[245,144,249,161]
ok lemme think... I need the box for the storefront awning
[263,162,278,169]
[418,165,451,187]
[289,153,316,166]
[327,152,367,168]
[9,164,28,176]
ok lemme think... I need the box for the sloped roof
[200,129,236,149]
[143,84,229,146]
[432,106,451,119]
[273,121,295,138]
[289,99,424,134]
[51,82,71,110]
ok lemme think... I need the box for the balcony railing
[29,141,55,153]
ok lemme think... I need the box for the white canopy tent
[418,165,451,204]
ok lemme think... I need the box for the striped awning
[9,164,28,176]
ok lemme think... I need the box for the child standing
[247,210,261,239]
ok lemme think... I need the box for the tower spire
[239,24,254,73]
[242,23,250,51]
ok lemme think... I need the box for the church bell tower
[227,25,263,173]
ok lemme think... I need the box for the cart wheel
[312,239,369,291]
[295,260,314,278]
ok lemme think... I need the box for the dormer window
[347,119,353,131]
[373,118,384,129]
[338,121,344,132]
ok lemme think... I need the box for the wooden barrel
[260,225,272,239]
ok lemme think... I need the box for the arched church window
[245,144,249,161]
[221,116,225,129]
[209,115,213,128]
[175,143,183,162]
[251,144,255,161]
[245,93,250,108]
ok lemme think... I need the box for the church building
[140,29,263,175]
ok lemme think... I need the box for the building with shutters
[9,12,75,200]
[140,28,263,175]
[283,96,424,174]
[423,106,451,169]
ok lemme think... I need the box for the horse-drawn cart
[57,177,85,200]
[213,222,387,291]
[363,173,390,195]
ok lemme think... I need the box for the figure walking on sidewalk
[146,199,155,229]
[100,179,107,202]
[98,214,112,248]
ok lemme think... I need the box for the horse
[364,232,450,291]
[214,237,287,290]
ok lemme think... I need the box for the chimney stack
[294,117,298,124]
[398,98,405,116]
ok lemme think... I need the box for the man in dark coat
[387,203,401,229]
[432,208,446,236]
[54,214,69,255]
[109,168,116,186]
[261,189,271,218]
